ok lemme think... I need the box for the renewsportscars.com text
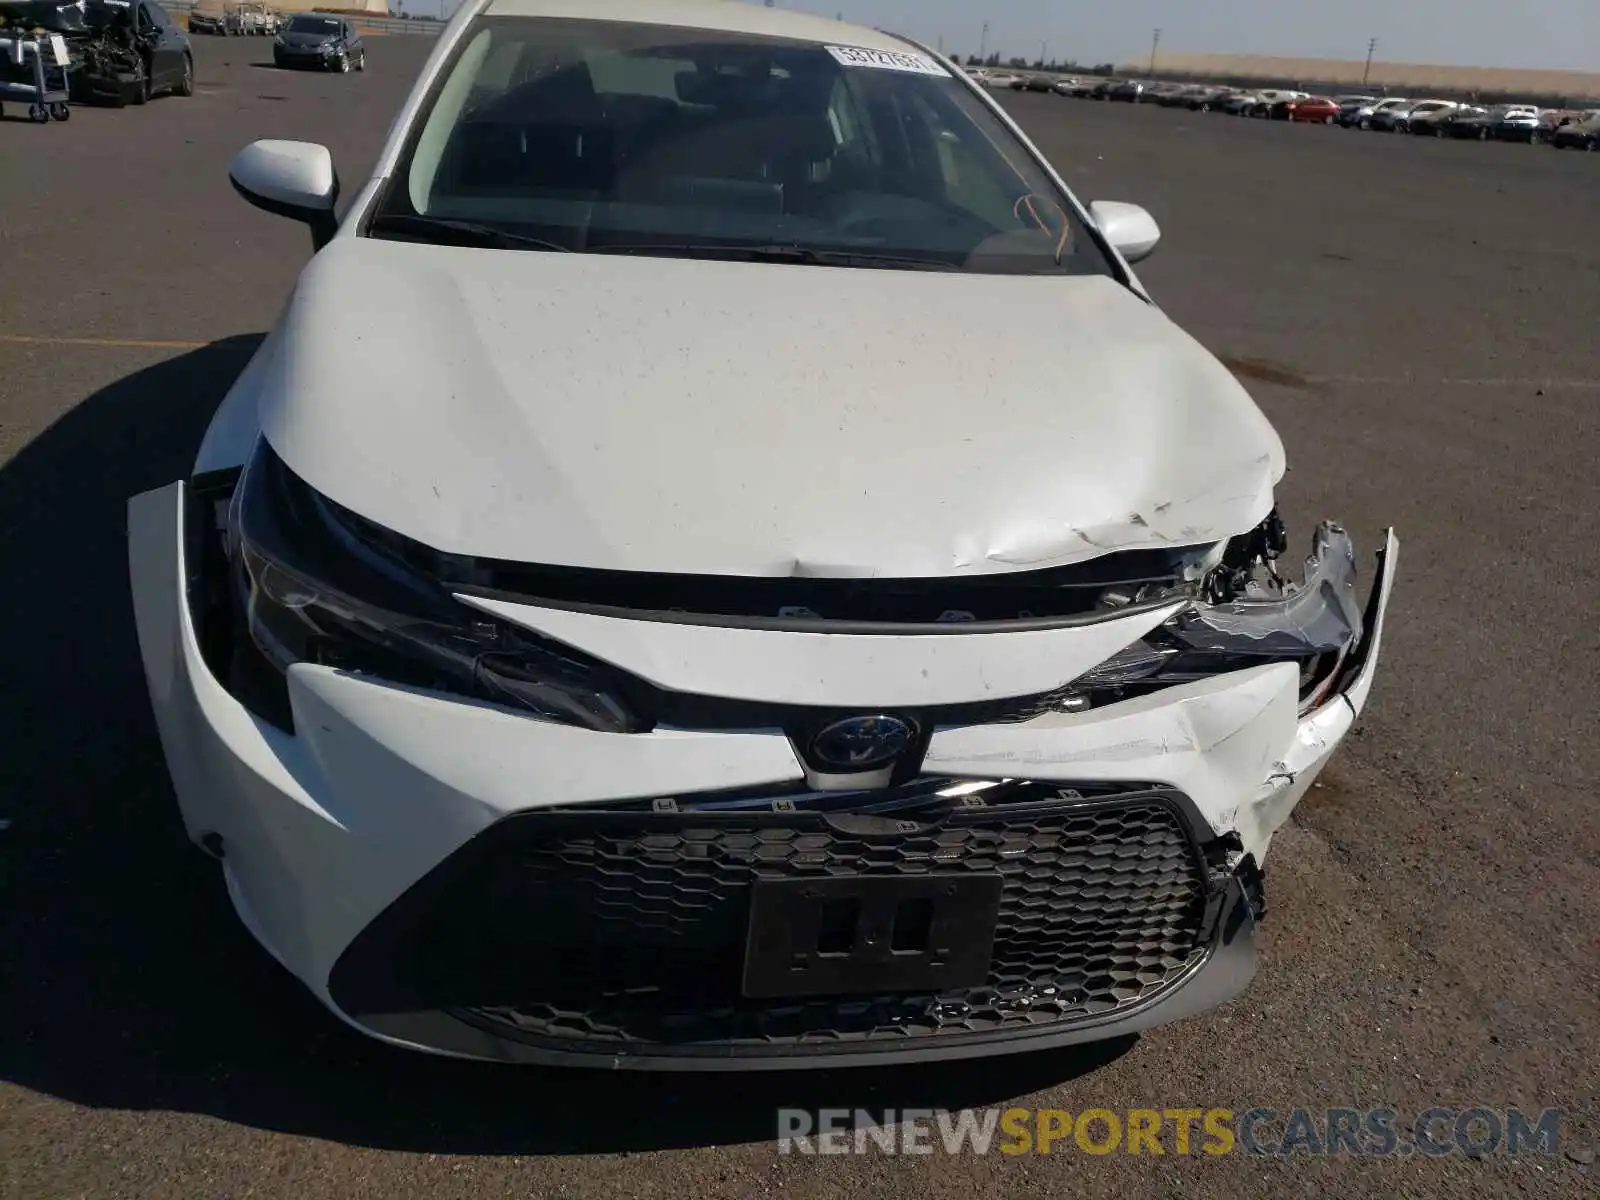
[776,1106,1565,1158]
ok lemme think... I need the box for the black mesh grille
[330,786,1215,1058]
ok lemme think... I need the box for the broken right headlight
[1075,521,1365,713]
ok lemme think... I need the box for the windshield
[288,16,339,34]
[372,17,1116,277]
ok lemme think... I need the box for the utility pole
[979,20,989,62]
[1363,37,1378,86]
[1041,41,1048,67]
[1148,28,1162,74]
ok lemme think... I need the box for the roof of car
[479,0,917,54]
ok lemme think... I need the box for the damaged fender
[927,529,1398,863]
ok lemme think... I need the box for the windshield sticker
[825,44,949,77]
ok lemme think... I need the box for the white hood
[258,237,1284,578]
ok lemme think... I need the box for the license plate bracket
[742,873,1003,998]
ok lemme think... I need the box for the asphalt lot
[2,36,1598,1200]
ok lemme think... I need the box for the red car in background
[1273,96,1341,123]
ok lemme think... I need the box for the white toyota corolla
[129,0,1397,1068]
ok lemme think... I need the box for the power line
[1148,28,1162,74]
[1363,37,1378,86]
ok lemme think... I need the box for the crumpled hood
[258,237,1285,578]
[280,30,334,47]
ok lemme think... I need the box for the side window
[137,2,156,30]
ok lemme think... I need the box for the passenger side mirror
[229,140,340,251]
[1088,200,1161,264]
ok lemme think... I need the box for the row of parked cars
[972,69,1600,151]
[186,1,280,35]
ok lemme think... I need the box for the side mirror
[229,140,339,250]
[1089,200,1161,264]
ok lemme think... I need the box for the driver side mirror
[229,140,340,251]
[1088,200,1161,264]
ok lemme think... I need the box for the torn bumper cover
[129,477,1396,1068]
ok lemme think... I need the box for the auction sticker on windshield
[826,44,949,76]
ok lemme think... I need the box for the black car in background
[1492,111,1548,142]
[1185,85,1235,111]
[1442,105,1541,141]
[272,12,365,72]
[1551,115,1600,149]
[5,0,192,104]
[77,0,193,104]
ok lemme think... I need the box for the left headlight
[227,439,645,734]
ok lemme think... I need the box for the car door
[342,20,362,60]
[137,1,177,85]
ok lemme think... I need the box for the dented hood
[258,237,1285,578]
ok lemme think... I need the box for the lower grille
[330,785,1216,1058]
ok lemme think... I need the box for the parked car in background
[1216,91,1261,115]
[272,12,363,71]
[1061,77,1098,97]
[1434,104,1531,141]
[73,0,194,104]
[1185,85,1235,111]
[1493,107,1548,143]
[1051,77,1080,96]
[1109,79,1146,102]
[1022,74,1054,93]
[1433,106,1495,139]
[1551,113,1600,149]
[1401,101,1465,135]
[1332,94,1378,109]
[1369,99,1424,131]
[1390,99,1457,133]
[1273,96,1341,123]
[1251,88,1309,116]
[225,1,277,35]
[187,5,225,33]
[982,72,1022,89]
[1341,96,1410,128]
[1089,79,1116,99]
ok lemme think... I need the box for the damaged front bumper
[129,478,1396,1068]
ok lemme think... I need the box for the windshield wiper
[589,243,960,271]
[366,214,572,252]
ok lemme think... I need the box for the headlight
[227,440,644,733]
[1072,521,1365,714]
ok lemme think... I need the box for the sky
[782,0,1600,73]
